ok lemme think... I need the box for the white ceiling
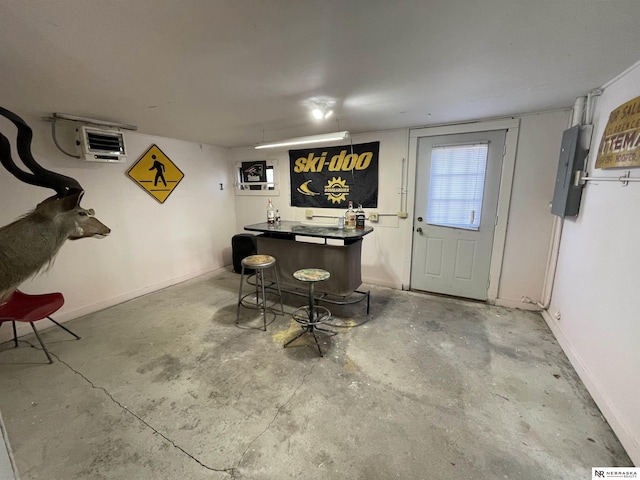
[1,0,640,148]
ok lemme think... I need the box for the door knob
[416,227,423,234]
[417,217,423,222]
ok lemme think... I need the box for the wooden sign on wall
[595,95,640,169]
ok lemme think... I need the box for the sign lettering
[595,95,640,169]
[290,142,379,208]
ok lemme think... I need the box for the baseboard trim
[494,298,542,311]
[541,310,639,465]
[1,266,223,342]
[361,276,402,290]
[58,266,221,323]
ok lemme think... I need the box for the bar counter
[244,220,373,242]
[244,221,373,298]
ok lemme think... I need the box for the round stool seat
[236,254,283,331]
[285,268,334,357]
[293,268,330,283]
[242,254,276,269]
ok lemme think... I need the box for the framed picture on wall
[241,160,267,190]
[235,159,279,195]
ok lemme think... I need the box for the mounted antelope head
[0,106,110,302]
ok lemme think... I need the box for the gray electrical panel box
[551,125,592,217]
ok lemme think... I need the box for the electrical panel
[551,125,592,218]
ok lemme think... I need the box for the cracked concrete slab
[0,267,632,479]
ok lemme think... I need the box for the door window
[427,143,488,230]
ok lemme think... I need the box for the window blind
[427,143,488,230]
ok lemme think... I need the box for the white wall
[544,63,640,464]
[0,114,235,340]
[498,111,572,304]
[231,110,570,306]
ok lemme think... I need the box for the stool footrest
[286,267,333,356]
[239,292,283,313]
[292,305,331,326]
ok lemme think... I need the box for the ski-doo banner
[289,141,379,208]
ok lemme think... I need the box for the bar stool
[284,268,336,357]
[236,254,284,331]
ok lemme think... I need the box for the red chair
[0,290,80,363]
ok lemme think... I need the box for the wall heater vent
[76,125,127,163]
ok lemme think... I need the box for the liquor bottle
[345,201,356,229]
[355,204,365,230]
[275,209,281,225]
[267,198,276,225]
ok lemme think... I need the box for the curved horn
[0,132,39,185]
[0,132,79,194]
[0,106,82,197]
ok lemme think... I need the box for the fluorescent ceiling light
[255,131,350,149]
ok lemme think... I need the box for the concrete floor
[0,267,631,479]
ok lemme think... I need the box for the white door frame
[402,118,520,303]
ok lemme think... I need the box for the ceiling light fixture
[311,102,334,120]
[254,131,350,149]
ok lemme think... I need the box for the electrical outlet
[368,212,379,222]
[305,209,313,218]
[397,211,408,218]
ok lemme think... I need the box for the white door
[410,130,506,300]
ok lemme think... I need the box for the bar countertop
[244,220,373,240]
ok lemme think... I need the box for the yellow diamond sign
[127,144,184,203]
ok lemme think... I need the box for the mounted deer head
[0,106,110,302]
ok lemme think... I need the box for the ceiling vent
[76,125,127,163]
